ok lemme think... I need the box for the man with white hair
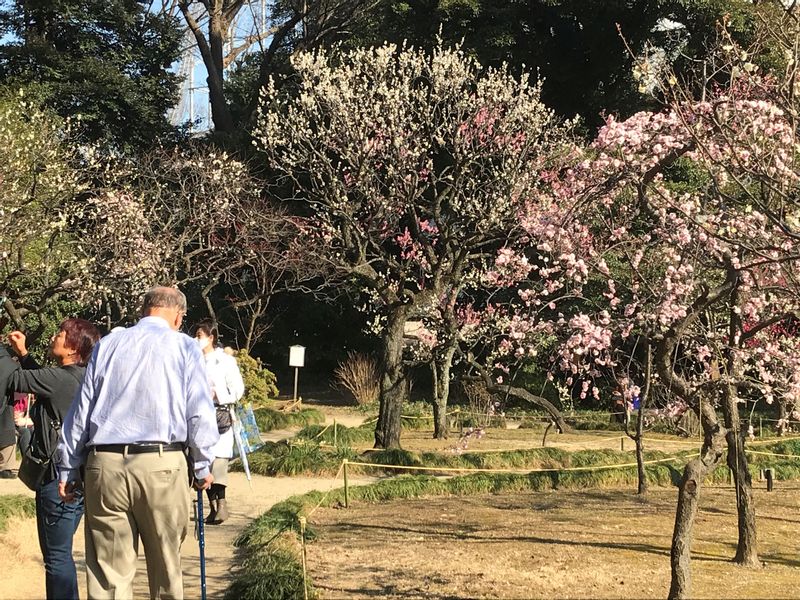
[58,286,218,599]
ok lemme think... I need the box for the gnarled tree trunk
[375,306,409,449]
[487,383,569,433]
[463,358,569,433]
[721,284,759,565]
[431,343,457,439]
[721,384,759,565]
[669,402,727,600]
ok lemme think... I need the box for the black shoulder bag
[18,404,60,491]
[18,367,82,491]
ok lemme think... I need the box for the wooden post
[759,417,763,438]
[729,468,734,486]
[766,468,774,492]
[299,516,309,600]
[343,459,350,508]
[334,419,338,446]
[620,437,624,452]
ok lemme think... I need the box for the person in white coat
[190,319,245,524]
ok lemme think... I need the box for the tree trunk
[375,306,408,449]
[669,403,727,600]
[487,382,569,433]
[431,344,457,439]
[634,433,647,495]
[721,286,759,566]
[207,6,235,132]
[777,400,788,436]
[180,0,235,133]
[633,341,652,495]
[721,386,759,566]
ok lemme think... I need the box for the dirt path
[0,470,374,600]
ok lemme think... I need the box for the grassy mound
[254,407,325,432]
[233,440,356,477]
[0,495,36,532]
[295,423,374,446]
[225,530,308,600]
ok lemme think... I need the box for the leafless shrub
[334,352,380,406]
[461,380,495,427]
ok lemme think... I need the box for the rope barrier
[546,435,627,449]
[344,454,692,475]
[306,462,345,519]
[748,434,800,446]
[745,449,800,459]
[313,423,332,439]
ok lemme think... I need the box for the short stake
[343,459,350,508]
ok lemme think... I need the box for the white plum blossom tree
[254,42,575,446]
[0,92,121,338]
[86,146,320,349]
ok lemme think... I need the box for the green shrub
[225,531,311,600]
[236,440,355,477]
[295,423,373,446]
[254,407,324,432]
[0,495,36,532]
[237,351,279,408]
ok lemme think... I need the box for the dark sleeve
[8,364,64,397]
[0,347,23,404]
[20,354,42,370]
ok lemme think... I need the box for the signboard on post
[289,345,305,400]
[289,345,305,368]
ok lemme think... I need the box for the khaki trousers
[0,444,16,470]
[84,449,189,600]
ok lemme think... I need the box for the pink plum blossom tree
[473,13,800,597]
[537,29,800,600]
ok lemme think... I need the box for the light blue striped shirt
[58,316,219,482]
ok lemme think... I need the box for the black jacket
[0,400,14,449]
[0,346,85,483]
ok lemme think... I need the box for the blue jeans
[36,477,84,600]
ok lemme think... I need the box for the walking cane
[196,489,208,600]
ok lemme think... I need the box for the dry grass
[333,352,380,406]
[306,486,800,599]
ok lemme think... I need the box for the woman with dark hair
[0,318,101,600]
[189,318,244,524]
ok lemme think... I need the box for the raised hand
[8,330,27,357]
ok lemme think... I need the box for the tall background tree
[349,0,775,128]
[175,0,378,134]
[0,0,183,151]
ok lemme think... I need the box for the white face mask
[195,337,211,350]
